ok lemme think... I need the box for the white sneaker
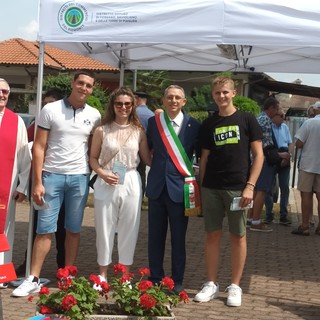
[0,282,8,289]
[11,275,41,297]
[93,275,107,291]
[194,281,219,302]
[226,283,242,307]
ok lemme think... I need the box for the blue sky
[1,0,38,41]
[1,0,320,87]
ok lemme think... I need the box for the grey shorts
[297,170,320,193]
[201,187,247,236]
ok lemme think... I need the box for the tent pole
[133,70,137,91]
[25,42,45,277]
[35,42,45,120]
[119,62,125,86]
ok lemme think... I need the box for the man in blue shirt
[134,91,154,131]
[134,91,154,197]
[264,110,293,225]
[248,97,279,232]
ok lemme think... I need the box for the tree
[187,77,260,116]
[124,70,171,109]
[43,74,109,114]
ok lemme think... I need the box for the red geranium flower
[101,281,110,292]
[114,263,127,274]
[39,286,50,295]
[58,277,73,291]
[89,274,101,285]
[40,305,53,314]
[139,293,156,309]
[161,277,174,290]
[57,268,69,280]
[66,266,78,277]
[120,273,134,283]
[138,280,153,292]
[61,294,77,310]
[179,290,189,303]
[139,268,150,277]
[28,295,34,302]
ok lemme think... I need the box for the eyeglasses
[166,95,185,102]
[0,89,10,95]
[114,101,132,109]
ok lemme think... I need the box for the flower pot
[36,305,175,320]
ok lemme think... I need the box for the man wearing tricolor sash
[0,78,31,275]
[146,85,200,294]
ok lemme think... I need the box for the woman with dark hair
[90,87,151,286]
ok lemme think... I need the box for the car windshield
[285,108,307,117]
[18,113,35,128]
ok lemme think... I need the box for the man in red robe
[0,78,31,287]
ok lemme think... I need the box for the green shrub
[233,96,260,116]
[86,96,104,116]
[188,111,208,123]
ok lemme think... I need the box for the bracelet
[245,185,254,191]
[246,181,256,188]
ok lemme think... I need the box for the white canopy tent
[37,0,320,74]
[21,0,320,277]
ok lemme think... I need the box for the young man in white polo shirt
[12,71,101,297]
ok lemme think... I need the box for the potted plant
[29,265,188,320]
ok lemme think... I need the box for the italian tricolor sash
[0,109,18,234]
[155,112,201,216]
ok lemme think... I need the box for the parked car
[285,107,308,140]
[17,113,35,129]
[285,107,308,121]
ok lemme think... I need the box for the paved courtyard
[0,188,320,319]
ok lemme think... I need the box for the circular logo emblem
[65,7,84,27]
[58,2,88,34]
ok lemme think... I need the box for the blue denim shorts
[37,172,90,234]
[255,160,276,192]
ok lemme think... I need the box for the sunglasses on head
[0,89,10,95]
[114,101,132,109]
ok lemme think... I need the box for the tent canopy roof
[38,0,320,74]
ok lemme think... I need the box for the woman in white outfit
[90,87,151,283]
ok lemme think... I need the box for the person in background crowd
[306,104,317,227]
[134,91,154,131]
[194,76,263,307]
[292,101,320,236]
[307,105,315,118]
[134,91,154,197]
[264,110,293,225]
[15,89,66,277]
[0,78,31,289]
[154,108,164,115]
[146,85,200,294]
[247,97,279,232]
[89,87,151,288]
[206,102,219,117]
[12,70,101,297]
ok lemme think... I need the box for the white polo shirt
[38,98,101,174]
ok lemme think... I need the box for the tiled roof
[0,38,118,71]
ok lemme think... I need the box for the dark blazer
[146,113,200,203]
